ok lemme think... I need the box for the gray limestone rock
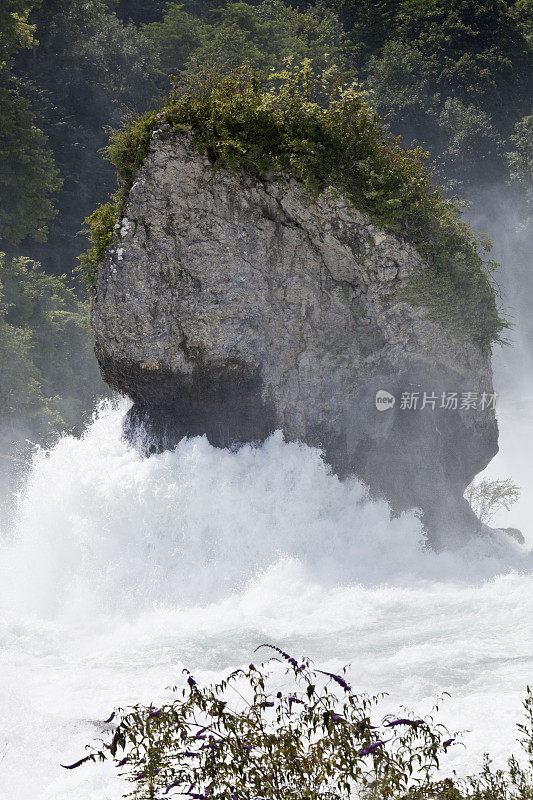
[91,130,499,547]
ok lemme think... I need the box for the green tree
[144,0,349,93]
[514,0,533,44]
[0,307,45,438]
[507,110,533,210]
[0,83,62,244]
[396,0,532,124]
[319,0,402,63]
[435,97,504,189]
[366,40,437,145]
[0,0,39,66]
[0,252,104,452]
[115,0,168,26]
[141,2,206,88]
[11,0,159,272]
[464,477,520,524]
[364,1,531,192]
[0,0,62,247]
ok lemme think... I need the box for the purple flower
[61,755,94,770]
[255,644,304,670]
[276,691,282,698]
[332,713,346,723]
[288,696,305,712]
[164,782,179,795]
[188,676,197,688]
[147,708,162,720]
[103,712,115,724]
[358,739,390,756]
[443,738,455,751]
[384,718,424,728]
[316,669,352,692]
[117,757,128,767]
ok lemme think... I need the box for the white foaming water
[0,399,532,800]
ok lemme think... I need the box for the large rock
[92,129,499,547]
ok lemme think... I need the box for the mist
[465,189,533,540]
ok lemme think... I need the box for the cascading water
[0,396,532,799]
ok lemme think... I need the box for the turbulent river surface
[0,398,532,800]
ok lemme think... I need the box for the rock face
[92,129,499,547]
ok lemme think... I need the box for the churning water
[0,398,532,799]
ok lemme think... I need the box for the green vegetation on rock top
[83,63,507,351]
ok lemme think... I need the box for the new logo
[375,390,396,411]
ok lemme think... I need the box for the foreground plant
[63,644,460,798]
[62,648,533,800]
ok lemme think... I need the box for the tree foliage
[10,0,158,271]
[395,0,532,120]
[0,83,62,244]
[464,477,521,524]
[361,0,532,193]
[507,111,533,211]
[64,647,461,798]
[0,252,103,451]
[143,0,350,94]
[4,0,533,264]
[0,0,62,247]
[0,0,39,67]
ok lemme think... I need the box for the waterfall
[0,398,531,799]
